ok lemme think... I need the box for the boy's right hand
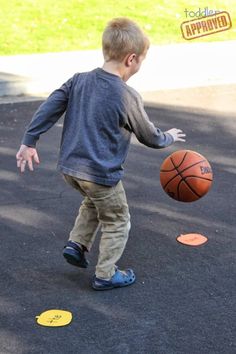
[166,128,186,142]
[16,144,40,173]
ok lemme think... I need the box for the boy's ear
[125,53,137,67]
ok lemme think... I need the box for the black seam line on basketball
[179,179,202,198]
[162,158,206,189]
[177,178,191,201]
[176,177,199,201]
[177,178,182,201]
[170,157,203,198]
[184,176,213,182]
[160,151,188,172]
[172,151,188,169]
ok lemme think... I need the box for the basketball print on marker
[160,150,213,202]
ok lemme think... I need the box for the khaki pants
[63,175,131,279]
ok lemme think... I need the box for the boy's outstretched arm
[16,145,40,173]
[16,76,73,173]
[125,89,186,148]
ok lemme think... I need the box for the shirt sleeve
[124,87,174,149]
[21,76,74,147]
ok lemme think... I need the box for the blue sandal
[92,267,136,290]
[63,241,89,268]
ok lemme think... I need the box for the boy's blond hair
[102,18,149,62]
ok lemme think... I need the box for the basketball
[160,150,213,202]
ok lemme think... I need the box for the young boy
[16,18,186,290]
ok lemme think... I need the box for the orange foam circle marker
[176,233,208,246]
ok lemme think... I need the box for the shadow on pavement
[0,100,235,354]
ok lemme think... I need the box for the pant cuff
[69,237,92,252]
[95,266,116,279]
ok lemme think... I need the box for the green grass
[0,0,235,55]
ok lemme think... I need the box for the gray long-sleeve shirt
[22,68,173,186]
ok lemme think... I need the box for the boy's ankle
[70,240,88,252]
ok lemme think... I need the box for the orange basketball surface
[160,150,213,202]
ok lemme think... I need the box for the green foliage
[0,0,235,55]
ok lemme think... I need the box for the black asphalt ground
[0,99,236,354]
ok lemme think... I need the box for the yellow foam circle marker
[36,309,72,327]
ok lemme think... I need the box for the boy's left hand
[16,144,40,172]
[166,128,186,142]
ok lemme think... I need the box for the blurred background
[0,0,235,55]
